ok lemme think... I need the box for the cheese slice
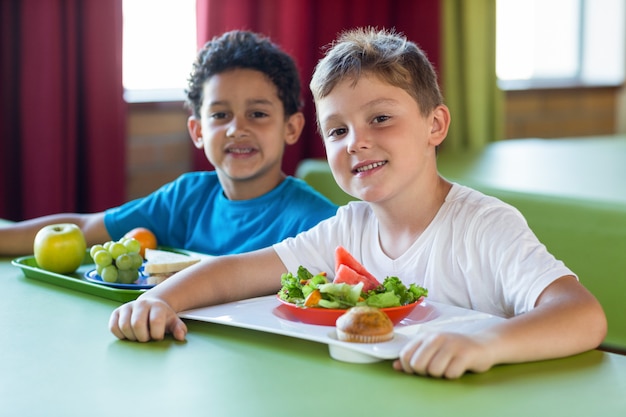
[144,248,201,274]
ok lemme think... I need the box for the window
[122,0,197,102]
[496,0,625,89]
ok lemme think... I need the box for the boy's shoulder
[155,171,221,196]
[172,171,219,186]
[443,183,526,224]
[447,183,513,209]
[177,170,218,180]
[281,176,338,206]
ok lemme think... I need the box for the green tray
[11,247,204,303]
[12,252,145,303]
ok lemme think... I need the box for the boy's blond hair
[310,27,443,116]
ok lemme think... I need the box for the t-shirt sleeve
[273,202,367,276]
[103,174,195,246]
[272,215,338,275]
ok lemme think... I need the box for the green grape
[101,265,119,283]
[117,269,139,284]
[92,237,145,283]
[93,249,113,267]
[115,253,133,270]
[90,244,105,259]
[108,242,127,259]
[129,252,144,270]
[123,238,141,254]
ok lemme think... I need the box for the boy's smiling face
[316,73,448,205]
[187,68,303,199]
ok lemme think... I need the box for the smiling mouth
[354,161,387,173]
[227,147,256,154]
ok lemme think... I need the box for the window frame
[496,0,625,91]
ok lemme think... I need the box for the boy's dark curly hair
[185,30,302,119]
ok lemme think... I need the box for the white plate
[179,296,505,363]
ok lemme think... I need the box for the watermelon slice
[334,246,381,291]
[334,264,379,292]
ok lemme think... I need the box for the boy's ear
[283,112,305,146]
[429,105,451,146]
[187,116,204,149]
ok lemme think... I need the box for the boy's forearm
[138,247,287,313]
[486,276,606,365]
[0,216,70,255]
[0,225,38,255]
[0,213,108,256]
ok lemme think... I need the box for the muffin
[335,306,394,343]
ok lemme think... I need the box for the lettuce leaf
[368,276,428,305]
[318,282,364,308]
[365,291,401,308]
[278,266,428,310]
[278,271,304,303]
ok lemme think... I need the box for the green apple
[33,223,87,274]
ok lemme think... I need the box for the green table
[2,255,626,417]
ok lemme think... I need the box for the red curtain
[194,0,441,175]
[0,0,126,221]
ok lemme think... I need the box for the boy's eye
[326,127,348,139]
[210,112,228,120]
[372,115,390,124]
[250,111,268,118]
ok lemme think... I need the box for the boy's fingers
[108,309,126,340]
[125,304,148,342]
[110,304,140,341]
[171,319,188,341]
[109,299,185,342]
[147,304,172,341]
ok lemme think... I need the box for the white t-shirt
[273,183,574,318]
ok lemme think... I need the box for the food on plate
[33,223,87,274]
[123,227,158,257]
[144,248,201,284]
[335,306,394,343]
[278,246,427,310]
[90,237,144,284]
[333,245,381,292]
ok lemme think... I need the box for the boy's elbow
[581,296,608,349]
[590,302,608,348]
[547,277,608,350]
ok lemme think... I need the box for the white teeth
[228,148,253,154]
[355,161,386,172]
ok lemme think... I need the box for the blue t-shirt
[104,172,338,255]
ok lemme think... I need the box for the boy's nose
[226,117,248,139]
[346,130,371,153]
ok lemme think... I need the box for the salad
[278,265,428,310]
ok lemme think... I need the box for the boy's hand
[109,298,187,342]
[393,331,496,379]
